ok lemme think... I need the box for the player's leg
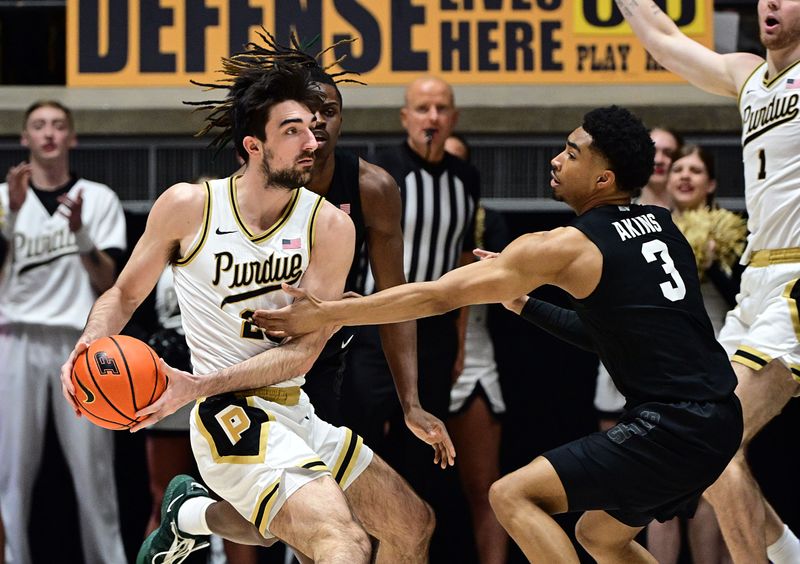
[645,518,681,564]
[51,328,126,564]
[575,511,655,564]
[704,360,798,563]
[488,456,580,562]
[686,498,730,564]
[144,431,197,534]
[343,453,435,563]
[448,393,508,564]
[268,475,371,563]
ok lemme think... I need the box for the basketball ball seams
[109,335,139,412]
[84,342,136,424]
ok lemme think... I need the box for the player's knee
[313,519,371,560]
[574,516,617,555]
[488,475,522,519]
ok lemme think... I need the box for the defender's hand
[404,406,456,469]
[253,283,329,337]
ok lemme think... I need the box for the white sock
[177,497,215,536]
[767,525,800,564]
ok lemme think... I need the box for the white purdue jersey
[173,176,324,387]
[0,178,127,330]
[739,61,800,262]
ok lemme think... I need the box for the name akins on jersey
[12,226,82,271]
[612,213,663,242]
[742,93,799,147]
[212,250,303,307]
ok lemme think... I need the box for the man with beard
[617,0,800,561]
[60,44,441,564]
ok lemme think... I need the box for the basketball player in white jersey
[0,100,127,564]
[60,57,440,563]
[617,1,800,561]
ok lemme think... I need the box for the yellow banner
[67,0,713,87]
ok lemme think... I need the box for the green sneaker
[136,475,211,564]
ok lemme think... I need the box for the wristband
[74,226,96,254]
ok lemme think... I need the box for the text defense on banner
[67,0,712,87]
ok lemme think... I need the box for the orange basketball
[71,335,167,430]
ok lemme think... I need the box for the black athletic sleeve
[519,298,596,352]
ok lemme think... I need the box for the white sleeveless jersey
[172,177,324,387]
[739,61,800,262]
[0,178,127,330]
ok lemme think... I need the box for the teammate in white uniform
[60,54,446,564]
[618,1,800,562]
[0,101,127,564]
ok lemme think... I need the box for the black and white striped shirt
[359,142,479,294]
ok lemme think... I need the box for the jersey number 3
[641,240,686,302]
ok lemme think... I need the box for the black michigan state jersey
[571,205,736,406]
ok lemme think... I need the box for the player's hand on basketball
[6,161,31,211]
[404,406,456,469]
[130,358,195,431]
[60,338,91,416]
[57,188,84,232]
[253,283,328,337]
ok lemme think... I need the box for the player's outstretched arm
[616,0,763,97]
[59,183,204,413]
[255,227,591,335]
[130,201,355,430]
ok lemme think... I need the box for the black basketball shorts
[543,394,742,527]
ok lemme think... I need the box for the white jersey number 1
[641,240,686,302]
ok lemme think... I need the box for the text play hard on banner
[67,0,713,87]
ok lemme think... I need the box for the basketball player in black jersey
[255,105,744,563]
[301,67,454,460]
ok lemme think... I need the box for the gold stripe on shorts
[251,480,281,535]
[732,345,772,371]
[233,386,301,406]
[782,278,800,340]
[332,428,364,487]
[748,247,800,267]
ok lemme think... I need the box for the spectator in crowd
[0,100,127,564]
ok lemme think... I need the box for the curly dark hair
[581,106,654,196]
[186,30,363,161]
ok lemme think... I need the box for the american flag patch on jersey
[282,238,301,249]
[339,203,351,215]
[787,78,800,89]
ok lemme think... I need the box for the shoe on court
[136,474,212,564]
